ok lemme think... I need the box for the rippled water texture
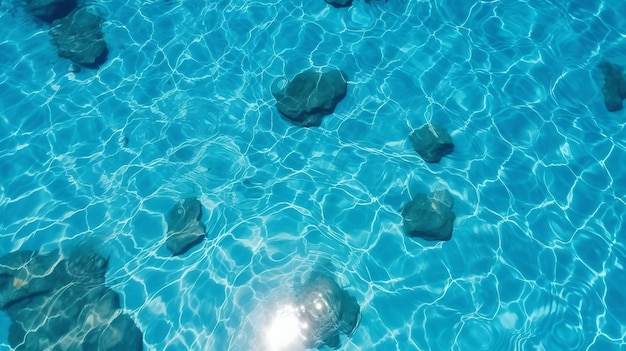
[1,0,626,350]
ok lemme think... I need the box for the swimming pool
[1,0,625,350]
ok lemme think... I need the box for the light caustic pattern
[1,0,626,350]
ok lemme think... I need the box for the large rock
[273,69,348,127]
[28,0,77,22]
[49,8,108,67]
[0,250,143,351]
[401,189,455,241]
[165,197,206,256]
[409,124,454,163]
[598,61,626,112]
[0,250,71,309]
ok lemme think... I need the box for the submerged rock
[65,252,109,285]
[0,249,143,351]
[49,8,108,67]
[28,0,77,22]
[598,61,626,112]
[0,250,70,310]
[165,197,206,256]
[273,69,348,127]
[401,189,455,241]
[325,0,353,8]
[295,271,360,349]
[409,124,454,163]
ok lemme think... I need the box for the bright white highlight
[264,304,304,351]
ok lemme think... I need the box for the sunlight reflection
[264,303,306,351]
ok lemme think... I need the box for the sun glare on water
[264,304,306,351]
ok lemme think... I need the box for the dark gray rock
[165,197,206,256]
[0,249,143,351]
[0,250,72,310]
[325,0,353,8]
[65,252,109,285]
[599,61,626,112]
[296,271,360,349]
[273,69,347,127]
[28,0,77,22]
[409,124,454,163]
[49,8,108,67]
[82,296,144,350]
[401,189,455,241]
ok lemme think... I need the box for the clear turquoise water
[1,0,626,350]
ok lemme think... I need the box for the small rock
[68,63,81,73]
[119,135,129,147]
[598,61,626,112]
[273,69,348,127]
[409,124,454,163]
[325,0,353,8]
[401,189,455,241]
[165,197,206,256]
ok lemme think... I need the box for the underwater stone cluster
[0,250,143,351]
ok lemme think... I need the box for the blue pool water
[1,0,626,350]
